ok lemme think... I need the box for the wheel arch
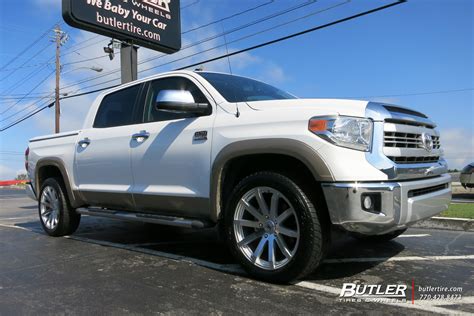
[210,139,334,222]
[35,158,82,208]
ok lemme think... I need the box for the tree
[15,173,27,181]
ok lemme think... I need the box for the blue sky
[0,0,472,179]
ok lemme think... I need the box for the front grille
[408,183,448,198]
[378,105,443,167]
[388,156,440,164]
[384,132,441,149]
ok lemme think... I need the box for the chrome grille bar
[384,131,441,149]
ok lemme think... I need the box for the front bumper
[322,174,452,235]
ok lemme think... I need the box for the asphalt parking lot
[1,188,473,315]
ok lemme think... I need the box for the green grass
[440,203,474,219]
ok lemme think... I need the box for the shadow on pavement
[14,217,404,278]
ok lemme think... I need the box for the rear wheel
[39,178,81,237]
[224,172,325,283]
[350,228,407,242]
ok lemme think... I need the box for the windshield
[198,72,297,103]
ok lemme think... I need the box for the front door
[130,75,214,218]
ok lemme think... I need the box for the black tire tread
[224,171,325,283]
[39,177,80,237]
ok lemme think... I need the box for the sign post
[63,0,181,83]
[120,43,138,84]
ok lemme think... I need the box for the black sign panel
[63,0,181,53]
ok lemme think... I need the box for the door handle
[132,130,150,143]
[78,138,90,148]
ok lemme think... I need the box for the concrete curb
[413,217,474,232]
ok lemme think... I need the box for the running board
[76,208,210,229]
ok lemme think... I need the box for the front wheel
[39,178,81,237]
[224,172,325,283]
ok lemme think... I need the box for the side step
[76,207,211,229]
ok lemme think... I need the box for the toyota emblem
[421,133,433,152]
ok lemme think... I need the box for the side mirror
[155,90,209,114]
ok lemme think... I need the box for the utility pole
[52,25,68,133]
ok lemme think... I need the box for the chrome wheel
[40,186,60,230]
[233,187,300,270]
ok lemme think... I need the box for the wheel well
[219,154,329,222]
[37,165,63,190]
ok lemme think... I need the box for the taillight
[25,147,29,172]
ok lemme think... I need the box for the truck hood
[245,98,369,117]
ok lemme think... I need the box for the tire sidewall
[38,178,69,236]
[224,172,322,282]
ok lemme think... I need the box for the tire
[38,177,81,237]
[224,171,325,283]
[350,228,407,242]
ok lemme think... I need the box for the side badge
[194,131,208,141]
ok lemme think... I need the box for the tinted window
[143,77,210,123]
[94,85,140,128]
[198,72,296,103]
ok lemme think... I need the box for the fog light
[363,196,373,210]
[361,193,382,213]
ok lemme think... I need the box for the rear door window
[94,84,141,128]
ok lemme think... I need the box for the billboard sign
[63,0,181,53]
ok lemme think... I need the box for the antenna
[221,22,233,75]
[221,22,239,117]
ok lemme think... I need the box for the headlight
[308,116,373,151]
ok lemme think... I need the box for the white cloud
[440,128,474,170]
[0,164,16,181]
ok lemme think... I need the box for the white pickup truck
[26,71,452,282]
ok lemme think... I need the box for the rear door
[130,75,215,218]
[74,84,144,210]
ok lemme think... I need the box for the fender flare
[209,138,334,221]
[35,157,83,208]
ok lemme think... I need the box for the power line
[0,101,55,132]
[66,0,350,92]
[182,0,274,34]
[0,61,54,73]
[0,23,58,71]
[0,70,55,115]
[0,1,405,132]
[0,1,275,95]
[0,42,52,82]
[341,88,474,99]
[60,0,320,91]
[181,0,200,10]
[1,59,53,95]
[0,93,54,123]
[26,0,277,94]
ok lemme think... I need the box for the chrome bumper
[25,182,37,201]
[322,174,452,235]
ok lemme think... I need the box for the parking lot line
[295,281,471,315]
[0,223,31,231]
[398,234,431,238]
[1,222,472,314]
[323,255,474,263]
[1,222,473,266]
